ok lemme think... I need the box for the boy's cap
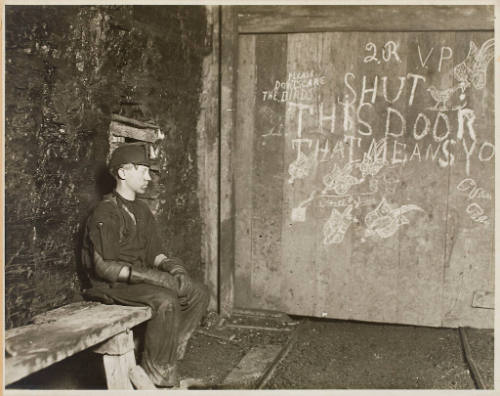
[109,142,150,169]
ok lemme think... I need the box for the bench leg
[93,330,136,389]
[102,350,136,389]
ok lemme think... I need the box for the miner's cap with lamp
[108,142,151,171]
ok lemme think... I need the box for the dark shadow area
[73,214,92,292]
[95,163,116,197]
[73,164,116,292]
[7,349,107,390]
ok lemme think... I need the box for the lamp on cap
[108,142,151,170]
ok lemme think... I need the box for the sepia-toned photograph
[3,2,495,391]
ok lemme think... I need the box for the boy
[82,142,208,387]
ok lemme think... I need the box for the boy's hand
[158,257,187,276]
[175,273,193,297]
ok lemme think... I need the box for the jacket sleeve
[94,251,129,283]
[87,203,129,283]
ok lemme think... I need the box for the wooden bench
[5,301,155,389]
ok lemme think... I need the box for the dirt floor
[8,311,493,390]
[177,310,294,388]
[179,313,494,390]
[265,318,493,389]
[464,327,495,388]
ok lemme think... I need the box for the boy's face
[121,163,152,194]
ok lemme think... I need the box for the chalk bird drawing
[357,138,386,178]
[322,162,363,195]
[454,38,494,92]
[323,204,356,245]
[426,85,462,111]
[364,197,424,239]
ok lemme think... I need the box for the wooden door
[221,6,494,327]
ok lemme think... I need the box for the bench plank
[31,301,101,324]
[5,303,152,385]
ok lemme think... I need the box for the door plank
[250,34,288,310]
[313,32,354,319]
[343,32,408,324]
[441,31,494,328]
[279,33,325,315]
[234,34,257,307]
[393,32,455,326]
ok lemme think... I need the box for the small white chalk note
[291,207,307,222]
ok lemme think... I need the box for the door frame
[216,4,493,318]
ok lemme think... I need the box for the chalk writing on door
[276,39,495,182]
[262,70,327,103]
[456,178,491,225]
[363,40,402,64]
[323,204,356,245]
[288,138,318,183]
[364,198,424,239]
[322,162,364,195]
[466,203,489,225]
[261,38,494,245]
[454,38,494,91]
[291,190,317,223]
[456,178,492,200]
[357,138,386,178]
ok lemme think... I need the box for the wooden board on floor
[222,344,283,388]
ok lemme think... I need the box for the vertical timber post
[219,6,238,317]
[198,5,221,311]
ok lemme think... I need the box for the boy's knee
[150,288,178,311]
[158,299,178,313]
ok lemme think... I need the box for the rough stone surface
[5,5,209,329]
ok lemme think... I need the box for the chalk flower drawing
[357,138,386,178]
[365,198,424,239]
[323,204,356,245]
[322,162,363,195]
[454,38,494,91]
